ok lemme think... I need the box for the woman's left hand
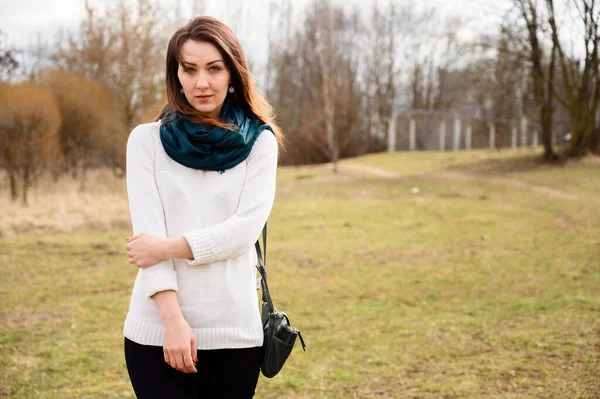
[125,233,166,268]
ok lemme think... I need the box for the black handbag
[255,223,306,378]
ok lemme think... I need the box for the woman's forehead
[179,40,223,64]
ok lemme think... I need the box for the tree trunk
[542,40,558,161]
[568,125,593,158]
[520,0,557,162]
[319,3,338,173]
[8,169,18,201]
[546,0,600,159]
[324,96,338,173]
[590,128,600,154]
[21,166,29,206]
[541,110,558,161]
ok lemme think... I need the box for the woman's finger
[190,334,198,364]
[168,350,179,370]
[164,350,170,365]
[130,233,143,240]
[173,351,186,372]
[182,353,197,373]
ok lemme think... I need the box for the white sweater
[122,121,277,349]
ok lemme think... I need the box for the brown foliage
[0,83,62,204]
[40,69,127,186]
[138,98,167,124]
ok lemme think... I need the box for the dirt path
[430,171,579,201]
[342,162,582,201]
[342,162,403,178]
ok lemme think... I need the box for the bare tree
[492,25,529,124]
[547,0,600,156]
[315,3,339,171]
[267,1,363,167]
[514,0,559,160]
[298,2,364,170]
[0,31,19,82]
[0,83,62,204]
[52,0,167,129]
[367,1,397,147]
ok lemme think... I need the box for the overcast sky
[7,0,589,70]
[1,0,511,49]
[0,0,516,87]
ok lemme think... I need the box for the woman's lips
[196,95,213,102]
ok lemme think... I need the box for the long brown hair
[160,16,284,149]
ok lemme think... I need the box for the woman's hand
[125,233,166,268]
[162,314,198,374]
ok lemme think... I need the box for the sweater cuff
[182,230,216,266]
[140,266,178,299]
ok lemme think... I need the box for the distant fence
[387,110,557,152]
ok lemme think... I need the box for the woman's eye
[210,66,221,72]
[184,67,195,73]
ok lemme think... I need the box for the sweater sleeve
[126,124,178,298]
[181,131,278,266]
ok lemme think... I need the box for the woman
[122,16,283,398]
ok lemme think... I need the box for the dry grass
[0,170,130,237]
[1,149,599,398]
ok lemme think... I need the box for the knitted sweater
[122,121,277,349]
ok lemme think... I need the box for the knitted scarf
[159,102,273,172]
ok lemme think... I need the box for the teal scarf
[159,102,273,172]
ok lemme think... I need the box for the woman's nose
[195,75,209,89]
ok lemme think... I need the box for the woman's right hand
[162,315,198,373]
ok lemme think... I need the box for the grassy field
[1,149,599,398]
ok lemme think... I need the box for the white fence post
[532,131,539,147]
[520,116,528,147]
[465,125,472,150]
[409,119,416,152]
[439,120,446,151]
[387,115,396,153]
[453,115,461,151]
[512,125,518,148]
[489,123,496,149]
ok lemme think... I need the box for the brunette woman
[122,16,283,398]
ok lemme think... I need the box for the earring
[179,88,184,93]
[228,86,235,93]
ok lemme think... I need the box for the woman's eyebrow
[181,60,223,66]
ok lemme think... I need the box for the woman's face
[177,39,232,118]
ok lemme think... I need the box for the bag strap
[263,222,267,266]
[255,223,274,313]
[255,223,307,352]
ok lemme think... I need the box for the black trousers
[124,337,263,399]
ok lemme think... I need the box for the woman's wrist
[152,290,184,325]
[158,238,173,261]
[161,237,194,261]
[162,311,185,326]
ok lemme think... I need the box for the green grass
[1,149,599,398]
